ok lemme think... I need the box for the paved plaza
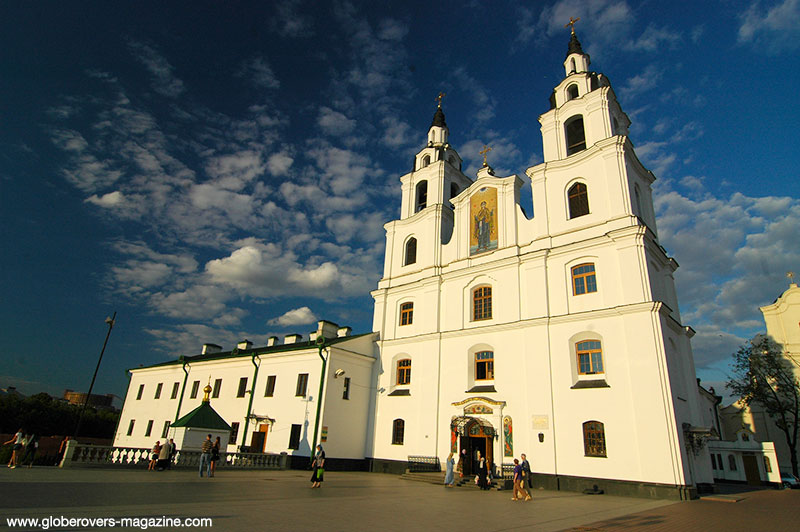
[1,468,798,531]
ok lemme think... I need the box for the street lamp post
[73,312,116,440]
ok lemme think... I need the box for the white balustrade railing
[60,441,288,470]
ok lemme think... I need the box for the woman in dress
[477,456,489,490]
[148,441,161,471]
[210,437,221,477]
[444,452,455,487]
[310,444,325,488]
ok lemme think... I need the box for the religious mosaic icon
[464,404,493,415]
[503,416,513,457]
[470,187,498,255]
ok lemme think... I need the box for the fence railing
[60,441,287,470]
[407,455,441,472]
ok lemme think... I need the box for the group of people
[147,439,177,471]
[199,434,221,477]
[443,449,534,501]
[4,429,38,469]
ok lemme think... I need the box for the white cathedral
[114,31,715,499]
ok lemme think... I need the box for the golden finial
[479,145,492,167]
[436,92,446,108]
[789,271,796,285]
[565,17,580,35]
[203,377,213,403]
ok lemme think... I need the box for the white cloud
[240,56,280,89]
[621,64,663,98]
[625,25,682,52]
[270,0,313,38]
[127,41,185,98]
[738,0,800,52]
[381,116,413,148]
[85,190,125,207]
[453,67,496,125]
[318,107,357,136]
[269,306,318,326]
[377,19,409,41]
[267,152,294,176]
[204,150,265,190]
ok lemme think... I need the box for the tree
[728,336,800,477]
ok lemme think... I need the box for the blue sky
[1,0,798,404]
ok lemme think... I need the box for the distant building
[63,389,115,409]
[0,386,25,398]
[719,279,800,475]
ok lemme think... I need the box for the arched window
[568,182,589,218]
[415,181,427,212]
[567,84,579,100]
[576,340,603,375]
[764,456,772,473]
[571,263,597,295]
[420,155,430,169]
[399,302,413,326]
[583,421,606,457]
[450,183,459,200]
[404,237,417,265]
[473,286,492,321]
[475,351,494,380]
[396,359,411,385]
[565,115,586,155]
[392,419,405,445]
[569,58,576,74]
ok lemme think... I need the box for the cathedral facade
[368,32,713,498]
[114,33,714,499]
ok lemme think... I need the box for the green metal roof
[129,331,374,372]
[171,401,232,431]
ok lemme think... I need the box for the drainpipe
[174,359,189,423]
[311,336,328,457]
[241,353,260,449]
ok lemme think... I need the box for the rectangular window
[728,455,737,471]
[572,263,597,295]
[400,302,414,325]
[475,351,494,380]
[764,456,772,473]
[473,286,492,321]
[710,454,717,470]
[718,454,723,470]
[288,424,302,450]
[583,421,606,457]
[190,380,200,399]
[161,421,170,439]
[265,375,276,397]
[212,379,222,398]
[343,377,351,400]
[145,420,154,437]
[229,422,240,445]
[237,377,248,398]
[577,340,604,375]
[296,374,309,397]
[127,419,135,436]
[154,383,163,399]
[136,384,144,400]
[397,359,412,385]
[170,382,180,399]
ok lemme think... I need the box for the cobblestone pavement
[0,468,796,531]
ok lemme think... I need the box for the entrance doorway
[457,418,493,477]
[249,423,270,453]
[742,454,761,486]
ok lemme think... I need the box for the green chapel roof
[171,401,232,431]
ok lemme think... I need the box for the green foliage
[728,336,800,475]
[0,393,119,439]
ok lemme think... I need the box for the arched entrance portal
[451,416,495,477]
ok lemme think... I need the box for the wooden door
[742,455,761,486]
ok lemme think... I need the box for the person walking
[4,429,24,469]
[210,436,221,477]
[456,448,466,478]
[511,458,532,501]
[148,441,161,471]
[444,452,455,487]
[199,434,213,478]
[521,453,532,489]
[310,444,325,488]
[20,434,38,468]
[168,439,176,469]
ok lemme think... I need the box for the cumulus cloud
[239,56,280,89]
[85,190,125,207]
[269,306,317,326]
[267,152,294,176]
[318,107,357,136]
[520,0,634,47]
[127,40,185,98]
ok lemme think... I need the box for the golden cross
[789,271,796,284]
[565,17,580,35]
[479,145,492,167]
[436,92,446,108]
